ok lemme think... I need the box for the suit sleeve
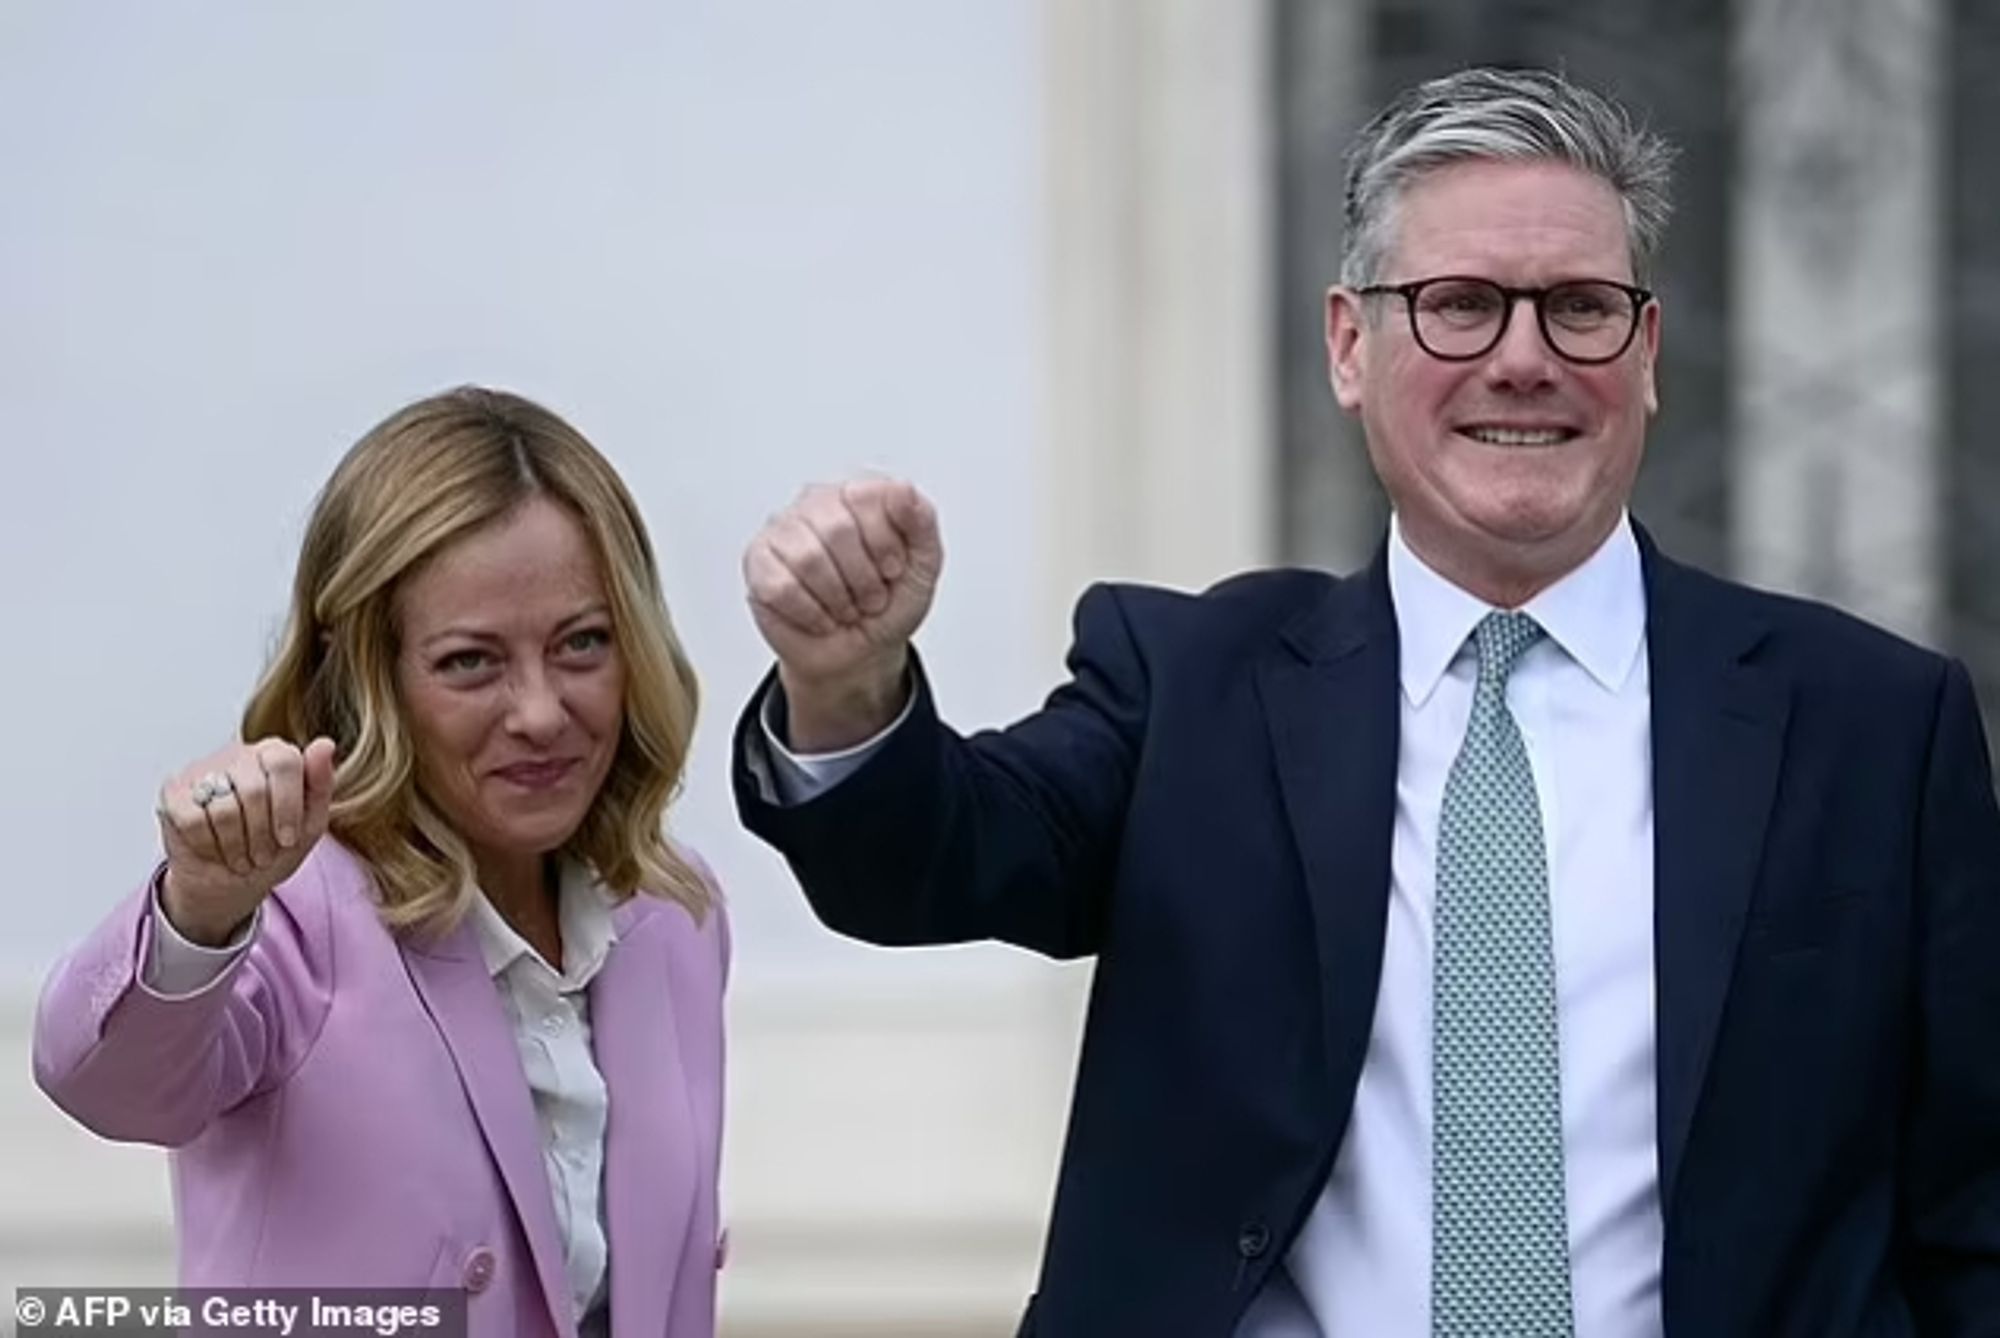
[1901,659,2000,1331]
[732,583,1148,960]
[32,856,336,1148]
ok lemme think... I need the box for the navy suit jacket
[734,533,2000,1337]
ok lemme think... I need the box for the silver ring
[191,771,236,808]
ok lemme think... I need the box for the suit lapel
[1257,555,1402,1123]
[402,925,575,1338]
[1642,534,1790,1210]
[1254,534,1791,1231]
[593,904,698,1338]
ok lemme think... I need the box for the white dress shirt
[750,515,1663,1337]
[146,863,621,1334]
[1266,516,1662,1337]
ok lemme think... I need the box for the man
[732,67,2000,1336]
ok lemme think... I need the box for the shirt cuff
[749,680,914,806]
[143,881,260,1000]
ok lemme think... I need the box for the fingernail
[278,826,297,849]
[882,556,904,580]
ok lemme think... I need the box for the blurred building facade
[5,3,1994,1336]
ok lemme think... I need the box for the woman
[34,387,727,1338]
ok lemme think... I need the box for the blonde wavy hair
[242,386,709,934]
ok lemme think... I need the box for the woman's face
[394,496,626,879]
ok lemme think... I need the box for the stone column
[1273,0,1378,574]
[1731,0,1947,644]
[1041,0,1276,669]
[1034,0,1278,1324]
[1948,0,2000,739]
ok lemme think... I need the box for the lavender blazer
[33,839,729,1338]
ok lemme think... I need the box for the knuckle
[790,486,824,515]
[258,741,303,772]
[828,516,866,552]
[840,478,881,514]
[768,524,810,563]
[782,594,832,628]
[775,586,821,618]
[793,541,836,579]
[746,543,784,582]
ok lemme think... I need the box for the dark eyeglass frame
[1355,275,1655,366]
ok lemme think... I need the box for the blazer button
[1237,1222,1271,1259]
[462,1247,497,1294]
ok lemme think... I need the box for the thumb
[886,484,944,579]
[301,737,338,841]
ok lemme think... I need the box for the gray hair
[1340,67,1676,287]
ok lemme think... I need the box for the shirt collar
[1387,511,1647,707]
[466,859,621,992]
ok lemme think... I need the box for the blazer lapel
[402,925,575,1338]
[1256,553,1402,1123]
[593,904,698,1338]
[1642,534,1790,1210]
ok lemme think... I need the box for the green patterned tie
[1433,610,1575,1338]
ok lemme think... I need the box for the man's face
[1327,158,1660,597]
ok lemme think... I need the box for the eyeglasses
[1355,276,1654,365]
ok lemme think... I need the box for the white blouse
[464,865,619,1333]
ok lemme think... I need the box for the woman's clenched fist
[156,736,337,946]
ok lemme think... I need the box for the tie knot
[1473,610,1543,686]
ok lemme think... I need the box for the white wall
[0,0,1047,990]
[0,2,1277,1330]
[0,1,1073,1328]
